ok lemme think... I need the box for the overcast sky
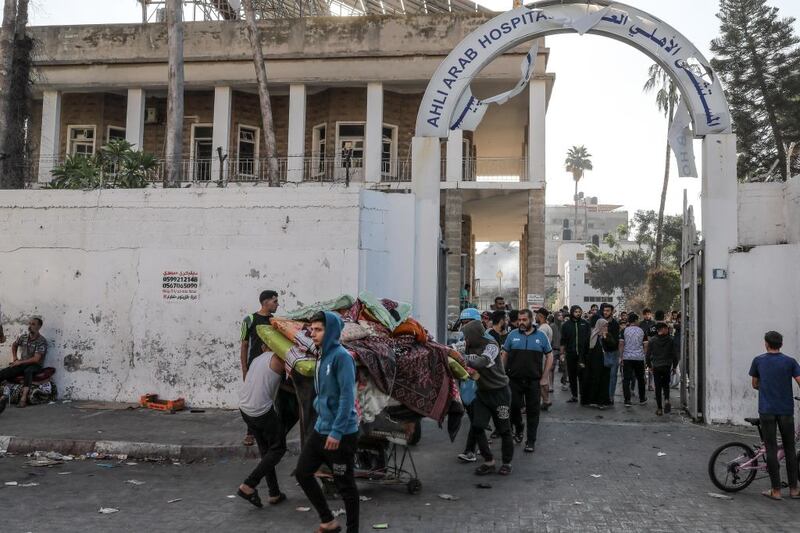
[27,1,800,220]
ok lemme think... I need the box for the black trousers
[760,414,799,490]
[240,409,286,497]
[463,403,477,453]
[0,364,42,389]
[652,367,672,410]
[295,430,359,533]
[509,378,540,446]
[565,353,580,399]
[471,386,514,465]
[622,360,646,403]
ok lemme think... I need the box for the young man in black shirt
[239,290,279,446]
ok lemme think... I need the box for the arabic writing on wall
[162,270,200,302]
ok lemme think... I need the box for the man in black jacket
[645,322,678,415]
[598,304,621,403]
[560,306,591,403]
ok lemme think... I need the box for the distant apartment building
[556,241,639,309]
[544,199,628,294]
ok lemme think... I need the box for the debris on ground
[98,508,119,514]
[332,508,346,517]
[628,463,642,468]
[590,474,602,478]
[296,507,312,512]
[476,483,492,489]
[573,501,584,505]
[57,472,71,475]
[125,480,145,486]
[96,463,117,469]
[438,494,460,501]
[19,482,39,487]
[167,498,182,504]
[707,492,734,500]
[359,495,373,502]
[372,524,389,530]
[226,495,236,499]
[5,481,18,486]
[25,458,63,467]
[657,452,667,457]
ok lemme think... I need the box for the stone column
[519,224,529,310]
[701,133,738,423]
[528,80,546,187]
[525,189,546,310]
[445,129,463,182]
[37,90,61,183]
[211,86,232,182]
[287,83,306,183]
[444,190,463,325]
[125,89,146,150]
[365,82,383,183]
[411,136,441,337]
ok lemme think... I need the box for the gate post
[701,133,738,423]
[411,136,441,335]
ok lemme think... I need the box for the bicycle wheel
[708,442,758,492]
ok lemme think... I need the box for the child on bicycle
[748,330,800,501]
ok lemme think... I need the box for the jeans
[760,414,799,490]
[565,352,580,399]
[0,363,43,389]
[472,386,514,464]
[295,430,359,533]
[604,351,619,402]
[510,379,541,446]
[652,367,672,410]
[240,409,286,496]
[622,360,646,403]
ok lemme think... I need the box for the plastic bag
[459,379,477,406]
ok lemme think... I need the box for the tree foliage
[47,140,157,189]
[645,268,681,313]
[710,0,800,181]
[586,246,650,299]
[632,210,683,268]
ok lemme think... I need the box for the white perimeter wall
[0,186,414,407]
[707,176,800,423]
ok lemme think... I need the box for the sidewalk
[0,401,300,461]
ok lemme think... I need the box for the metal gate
[680,193,704,420]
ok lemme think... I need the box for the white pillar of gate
[125,89,146,150]
[528,80,546,187]
[701,133,738,423]
[287,83,306,183]
[37,90,62,183]
[445,129,463,182]
[411,136,441,334]
[211,86,232,182]
[365,82,383,182]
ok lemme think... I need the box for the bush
[645,268,680,312]
[47,140,157,189]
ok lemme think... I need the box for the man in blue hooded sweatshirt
[295,311,359,533]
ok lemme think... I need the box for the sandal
[243,434,255,447]
[268,493,287,505]
[498,464,512,476]
[789,492,800,500]
[316,526,342,533]
[475,463,496,476]
[237,487,264,508]
[762,489,782,501]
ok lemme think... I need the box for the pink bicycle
[708,397,800,492]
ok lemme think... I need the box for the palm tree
[643,64,679,268]
[564,145,593,241]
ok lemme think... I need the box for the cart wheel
[407,478,422,495]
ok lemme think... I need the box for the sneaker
[0,395,7,415]
[664,402,672,414]
[513,432,524,444]
[648,385,654,391]
[524,443,535,453]
[624,402,632,407]
[567,397,578,403]
[458,452,477,463]
[656,409,663,416]
[639,399,648,406]
[498,464,513,475]
[475,463,496,476]
[561,385,569,391]
[541,402,552,412]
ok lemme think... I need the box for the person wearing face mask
[0,317,48,411]
[559,306,591,404]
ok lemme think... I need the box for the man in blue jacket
[295,311,359,533]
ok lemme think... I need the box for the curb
[0,435,302,462]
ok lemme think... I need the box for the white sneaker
[458,452,477,463]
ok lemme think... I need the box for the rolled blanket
[256,325,316,377]
[285,294,356,321]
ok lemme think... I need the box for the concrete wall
[0,187,413,407]
[737,182,787,246]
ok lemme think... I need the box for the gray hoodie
[462,320,509,391]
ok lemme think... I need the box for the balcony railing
[23,156,531,186]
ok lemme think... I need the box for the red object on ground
[139,394,185,412]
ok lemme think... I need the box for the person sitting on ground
[748,331,800,501]
[462,319,514,476]
[0,317,48,411]
[295,311,360,533]
[645,322,678,416]
[236,345,288,508]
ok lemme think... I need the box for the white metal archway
[411,1,738,422]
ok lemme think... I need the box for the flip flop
[243,435,255,446]
[790,492,800,500]
[237,487,264,508]
[316,526,342,533]
[762,489,782,501]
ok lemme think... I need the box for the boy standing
[748,331,800,501]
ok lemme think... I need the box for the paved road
[1,386,797,532]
